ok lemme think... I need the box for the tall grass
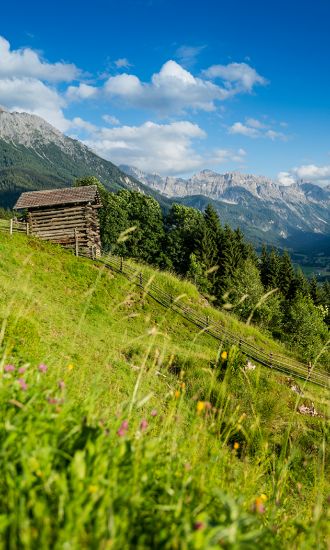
[0,233,329,548]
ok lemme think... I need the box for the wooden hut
[14,185,102,258]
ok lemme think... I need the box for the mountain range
[0,109,329,274]
[0,108,168,209]
[119,165,330,248]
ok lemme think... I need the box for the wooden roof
[14,186,102,210]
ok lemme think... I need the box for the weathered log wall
[28,204,101,258]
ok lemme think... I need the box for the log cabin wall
[27,203,101,258]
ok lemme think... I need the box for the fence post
[74,229,79,257]
[139,272,143,287]
[9,219,13,235]
[120,256,123,272]
[308,362,311,377]
[26,222,29,235]
[269,352,273,368]
[206,315,210,326]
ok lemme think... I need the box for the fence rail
[100,255,330,390]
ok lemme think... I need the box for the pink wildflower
[47,397,59,405]
[4,364,15,372]
[18,367,26,374]
[58,380,65,390]
[38,364,47,373]
[117,420,129,437]
[140,418,148,432]
[18,378,28,391]
[150,409,158,417]
[194,521,205,531]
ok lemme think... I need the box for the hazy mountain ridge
[120,165,330,243]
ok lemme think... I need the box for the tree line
[76,177,330,365]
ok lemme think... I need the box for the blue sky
[1,0,330,184]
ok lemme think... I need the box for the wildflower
[253,497,265,514]
[88,485,98,494]
[67,363,74,371]
[233,442,240,450]
[18,367,26,374]
[181,382,186,390]
[58,380,65,390]
[150,409,158,417]
[221,351,228,361]
[193,521,205,531]
[117,420,129,437]
[196,401,205,413]
[260,493,267,502]
[174,390,180,399]
[47,397,59,405]
[18,378,28,391]
[204,401,212,410]
[140,418,148,432]
[4,364,15,372]
[38,364,47,373]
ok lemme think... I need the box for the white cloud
[229,122,260,138]
[278,164,330,187]
[202,62,267,92]
[0,36,80,82]
[102,114,120,125]
[211,148,246,164]
[175,45,206,67]
[104,59,265,115]
[228,118,288,141]
[66,83,98,101]
[84,120,206,174]
[277,171,296,186]
[71,117,97,132]
[114,58,132,69]
[0,77,68,131]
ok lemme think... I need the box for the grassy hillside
[0,233,329,548]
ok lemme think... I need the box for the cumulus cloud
[0,36,80,82]
[104,59,266,115]
[278,164,330,186]
[277,171,296,186]
[202,62,267,92]
[80,119,247,175]
[0,77,68,130]
[84,120,206,174]
[228,118,288,141]
[66,83,98,101]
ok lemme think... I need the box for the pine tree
[278,251,295,298]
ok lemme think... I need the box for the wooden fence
[1,219,329,389]
[100,255,330,390]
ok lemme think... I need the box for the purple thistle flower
[4,364,15,372]
[18,367,26,374]
[140,418,148,432]
[58,380,65,390]
[117,420,128,437]
[18,378,28,391]
[38,363,47,373]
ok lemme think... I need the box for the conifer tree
[278,251,295,297]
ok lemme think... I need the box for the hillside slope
[0,110,170,209]
[0,233,329,548]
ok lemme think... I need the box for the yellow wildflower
[196,401,205,413]
[221,351,228,361]
[174,390,180,399]
[260,493,267,502]
[181,382,186,390]
[67,364,74,371]
[233,442,240,450]
[88,485,98,494]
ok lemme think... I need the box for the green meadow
[0,233,329,549]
